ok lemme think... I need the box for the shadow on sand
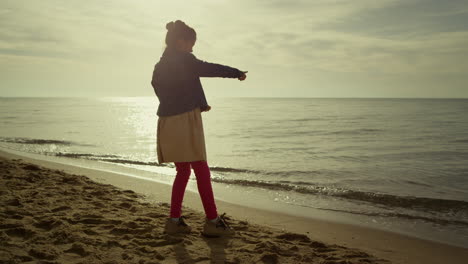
[171,232,232,263]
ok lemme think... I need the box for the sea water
[1,97,467,247]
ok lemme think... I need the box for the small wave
[210,167,328,177]
[52,151,253,170]
[1,116,17,119]
[210,177,468,214]
[51,151,303,176]
[100,158,162,166]
[53,152,170,167]
[310,207,468,227]
[209,166,258,174]
[265,170,322,177]
[53,152,282,172]
[378,151,468,160]
[403,180,433,187]
[286,130,326,136]
[329,128,383,135]
[0,137,94,146]
[451,139,468,143]
[55,153,120,158]
[287,118,324,122]
[0,137,75,145]
[277,180,312,185]
[335,189,468,213]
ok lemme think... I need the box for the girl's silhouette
[151,20,247,237]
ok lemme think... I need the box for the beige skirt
[157,107,207,164]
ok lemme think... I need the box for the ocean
[1,97,467,247]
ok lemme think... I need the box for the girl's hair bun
[174,20,185,27]
[166,21,175,31]
[166,20,186,31]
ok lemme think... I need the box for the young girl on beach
[151,20,247,237]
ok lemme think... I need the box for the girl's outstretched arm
[185,53,244,78]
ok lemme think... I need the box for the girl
[151,20,247,237]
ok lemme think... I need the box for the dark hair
[165,20,196,50]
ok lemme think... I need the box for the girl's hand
[238,71,248,81]
[201,105,211,112]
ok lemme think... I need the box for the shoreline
[1,148,467,263]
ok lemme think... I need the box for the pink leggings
[170,160,218,219]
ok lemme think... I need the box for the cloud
[243,29,468,74]
[226,0,468,74]
[322,0,468,37]
[0,0,161,63]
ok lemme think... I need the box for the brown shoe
[202,213,235,238]
[164,216,192,235]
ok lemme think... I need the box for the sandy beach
[1,149,467,264]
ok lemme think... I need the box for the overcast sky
[1,0,467,98]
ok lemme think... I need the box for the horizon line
[1,96,468,99]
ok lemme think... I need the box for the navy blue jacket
[151,48,243,117]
